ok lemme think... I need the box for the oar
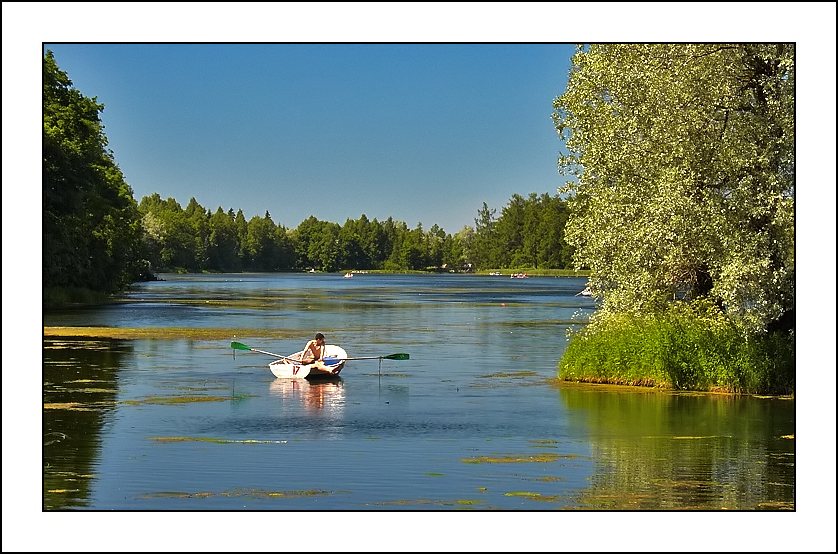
[231,341,409,362]
[337,353,409,361]
[230,341,298,362]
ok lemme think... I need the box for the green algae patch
[232,489,331,498]
[479,371,539,379]
[150,436,288,445]
[44,402,114,411]
[756,501,794,510]
[141,491,215,499]
[533,476,564,482]
[372,498,484,507]
[462,453,568,464]
[49,471,96,480]
[166,385,232,392]
[44,402,90,411]
[141,488,333,500]
[671,435,732,440]
[123,395,245,406]
[44,326,298,341]
[575,491,661,510]
[504,491,563,503]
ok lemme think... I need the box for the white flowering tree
[553,44,794,334]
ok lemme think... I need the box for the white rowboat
[269,345,348,379]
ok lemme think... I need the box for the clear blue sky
[43,43,575,233]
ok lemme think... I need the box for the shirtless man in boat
[300,333,333,373]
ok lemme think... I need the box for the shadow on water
[43,337,131,510]
[553,382,795,510]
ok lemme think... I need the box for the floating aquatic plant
[461,454,566,464]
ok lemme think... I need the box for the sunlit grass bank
[558,303,794,394]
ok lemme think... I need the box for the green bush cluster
[559,301,794,394]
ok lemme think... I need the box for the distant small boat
[510,273,528,279]
[344,272,354,278]
[576,286,592,297]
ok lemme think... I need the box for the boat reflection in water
[269,378,345,416]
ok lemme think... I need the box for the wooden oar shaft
[232,341,408,362]
[251,348,298,361]
[338,354,409,361]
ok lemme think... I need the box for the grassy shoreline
[557,306,795,395]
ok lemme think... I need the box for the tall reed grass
[559,301,794,394]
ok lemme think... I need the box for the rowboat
[269,345,348,379]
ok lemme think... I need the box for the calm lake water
[43,273,794,510]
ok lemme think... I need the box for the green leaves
[43,51,145,295]
[553,44,794,335]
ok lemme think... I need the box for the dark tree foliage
[43,51,146,295]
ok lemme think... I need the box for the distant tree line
[136,192,573,274]
[43,50,574,303]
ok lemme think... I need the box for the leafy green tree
[290,216,341,271]
[138,196,196,271]
[445,226,471,268]
[340,217,372,269]
[208,207,241,271]
[363,217,389,268]
[538,193,573,269]
[244,211,288,271]
[185,197,210,270]
[43,50,146,294]
[553,43,794,333]
[291,216,322,269]
[471,202,499,269]
[234,209,248,262]
[518,193,542,268]
[401,224,427,270]
[382,218,406,270]
[425,224,446,268]
[495,194,526,267]
[308,221,342,272]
